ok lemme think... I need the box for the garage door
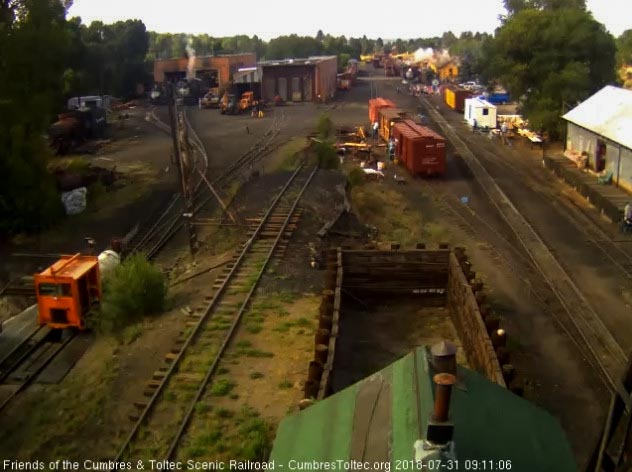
[303,76,312,101]
[264,77,275,100]
[291,77,301,102]
[278,77,287,101]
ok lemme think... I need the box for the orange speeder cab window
[38,282,72,297]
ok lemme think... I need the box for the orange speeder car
[34,254,101,330]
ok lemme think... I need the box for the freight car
[378,107,408,141]
[368,97,396,124]
[392,120,446,176]
[443,85,472,113]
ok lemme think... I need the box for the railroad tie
[164,352,178,362]
[152,370,167,380]
[176,372,204,383]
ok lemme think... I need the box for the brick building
[259,56,337,102]
[153,53,256,88]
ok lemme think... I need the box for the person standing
[372,121,379,140]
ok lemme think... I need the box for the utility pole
[167,83,198,256]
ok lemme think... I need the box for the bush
[315,141,339,170]
[92,253,167,334]
[317,113,333,139]
[348,168,365,187]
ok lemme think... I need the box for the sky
[67,0,630,40]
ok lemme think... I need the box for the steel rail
[422,97,627,399]
[0,325,45,380]
[113,163,312,462]
[164,164,319,460]
[0,331,76,412]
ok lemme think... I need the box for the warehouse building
[153,53,256,89]
[259,56,337,102]
[562,85,632,191]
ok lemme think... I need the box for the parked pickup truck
[201,92,220,108]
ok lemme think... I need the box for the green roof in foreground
[270,347,576,472]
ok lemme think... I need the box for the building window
[482,108,489,115]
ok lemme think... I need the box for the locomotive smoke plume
[414,47,435,63]
[413,47,452,66]
[186,37,196,80]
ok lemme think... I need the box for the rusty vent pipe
[432,373,456,423]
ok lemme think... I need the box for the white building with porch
[562,85,632,191]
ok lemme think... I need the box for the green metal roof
[270,347,576,471]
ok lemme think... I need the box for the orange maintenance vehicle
[34,254,102,330]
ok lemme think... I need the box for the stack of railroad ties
[368,97,446,177]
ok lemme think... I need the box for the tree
[0,0,69,236]
[376,37,383,50]
[441,31,457,49]
[617,30,632,66]
[487,8,615,137]
[316,29,324,42]
[503,0,585,16]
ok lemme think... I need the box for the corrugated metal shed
[233,67,262,83]
[563,86,632,150]
[270,347,576,471]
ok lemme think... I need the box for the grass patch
[195,403,212,414]
[216,408,233,418]
[119,323,143,345]
[217,367,230,375]
[347,168,366,187]
[246,325,263,334]
[271,138,308,172]
[242,349,274,358]
[278,380,293,390]
[352,184,427,246]
[164,391,177,401]
[211,379,236,397]
[229,393,239,400]
[294,317,311,328]
[185,445,207,458]
[249,372,265,379]
[273,322,292,333]
[236,340,252,348]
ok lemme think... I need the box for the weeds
[246,325,262,334]
[278,380,293,389]
[249,372,265,380]
[195,403,211,414]
[211,379,235,396]
[216,408,233,419]
[348,168,366,187]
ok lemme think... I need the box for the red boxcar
[392,120,446,176]
[368,97,396,124]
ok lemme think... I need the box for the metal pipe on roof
[432,373,456,423]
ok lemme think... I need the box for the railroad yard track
[0,326,75,411]
[114,163,317,462]
[460,134,632,281]
[123,109,287,260]
[422,97,628,398]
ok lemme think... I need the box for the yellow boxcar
[445,88,456,110]
[379,108,407,141]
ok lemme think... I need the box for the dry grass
[265,138,310,172]
[178,291,318,460]
[0,338,120,460]
[352,183,426,246]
